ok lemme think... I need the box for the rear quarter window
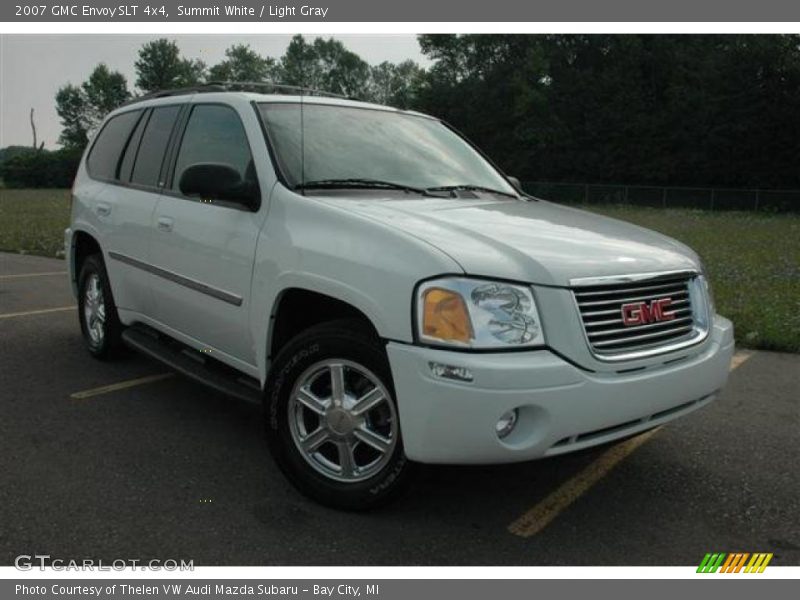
[118,109,150,182]
[86,110,142,181]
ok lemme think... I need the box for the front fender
[249,186,463,385]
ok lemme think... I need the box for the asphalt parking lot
[1,251,798,566]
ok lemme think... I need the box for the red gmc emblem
[621,298,675,326]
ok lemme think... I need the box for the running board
[121,324,261,405]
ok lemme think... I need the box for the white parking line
[0,271,67,280]
[507,350,755,538]
[0,306,75,319]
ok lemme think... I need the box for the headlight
[416,277,545,349]
[699,271,715,316]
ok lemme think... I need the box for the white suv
[66,84,734,509]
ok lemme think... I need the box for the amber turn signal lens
[422,287,474,344]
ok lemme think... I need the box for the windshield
[257,103,517,195]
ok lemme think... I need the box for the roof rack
[121,81,351,107]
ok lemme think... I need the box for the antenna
[300,84,305,195]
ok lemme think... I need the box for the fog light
[428,362,473,382]
[496,408,519,439]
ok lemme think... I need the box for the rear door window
[86,109,141,181]
[130,105,181,188]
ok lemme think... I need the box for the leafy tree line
[53,36,424,152]
[2,35,422,188]
[414,34,800,189]
[5,34,800,190]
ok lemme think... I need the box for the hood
[314,195,700,286]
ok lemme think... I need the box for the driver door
[148,103,263,366]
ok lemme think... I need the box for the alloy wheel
[288,359,398,483]
[83,273,106,345]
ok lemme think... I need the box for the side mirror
[179,163,259,208]
[506,176,523,192]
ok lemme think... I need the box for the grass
[0,188,71,258]
[584,205,800,353]
[0,189,797,353]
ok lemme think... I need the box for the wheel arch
[267,287,382,365]
[70,228,103,296]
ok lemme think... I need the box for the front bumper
[387,315,734,464]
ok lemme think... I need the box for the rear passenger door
[100,104,183,316]
[148,103,263,366]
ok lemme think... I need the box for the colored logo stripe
[698,552,773,573]
[745,553,773,573]
[697,553,726,573]
[720,553,749,573]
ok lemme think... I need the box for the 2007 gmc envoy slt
[66,84,734,509]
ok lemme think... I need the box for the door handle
[157,216,174,232]
[95,202,111,217]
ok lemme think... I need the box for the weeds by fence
[524,182,800,213]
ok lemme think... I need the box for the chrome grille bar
[576,289,689,308]
[588,316,695,339]
[573,281,690,298]
[572,272,704,360]
[585,305,692,329]
[592,324,695,347]
[581,298,690,318]
[589,317,693,346]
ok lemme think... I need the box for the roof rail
[120,81,351,107]
[208,81,351,99]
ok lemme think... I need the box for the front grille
[573,273,700,358]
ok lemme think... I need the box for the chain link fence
[523,182,800,213]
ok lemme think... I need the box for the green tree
[415,35,548,178]
[416,34,800,188]
[279,35,371,98]
[55,64,129,150]
[135,38,206,92]
[82,63,130,124]
[278,35,320,89]
[209,44,278,82]
[367,60,424,108]
[55,84,90,149]
[0,147,82,188]
[314,37,371,98]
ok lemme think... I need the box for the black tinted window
[131,105,181,187]
[118,108,149,182]
[86,110,141,181]
[173,104,255,194]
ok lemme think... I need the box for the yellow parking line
[507,350,754,538]
[0,306,75,319]
[70,373,174,399]
[0,271,67,280]
[730,350,754,370]
[507,428,662,537]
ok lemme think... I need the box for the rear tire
[77,253,124,359]
[265,319,416,510]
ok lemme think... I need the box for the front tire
[77,253,124,359]
[265,319,415,510]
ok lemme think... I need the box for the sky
[0,34,428,149]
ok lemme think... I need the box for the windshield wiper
[296,178,442,197]
[426,184,520,199]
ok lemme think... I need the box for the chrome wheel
[83,273,106,345]
[288,359,398,483]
